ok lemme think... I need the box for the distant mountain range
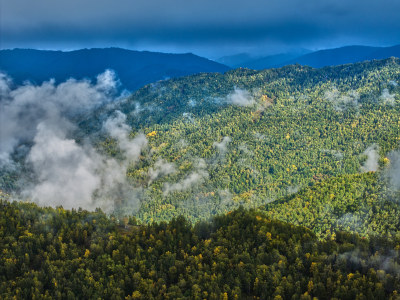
[2,45,400,91]
[218,44,400,70]
[0,48,230,91]
[217,49,311,69]
[287,44,400,68]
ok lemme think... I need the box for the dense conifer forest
[1,194,400,299]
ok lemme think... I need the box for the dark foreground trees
[1,198,399,299]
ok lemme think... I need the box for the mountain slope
[0,48,230,91]
[91,58,400,223]
[2,58,400,225]
[261,172,400,239]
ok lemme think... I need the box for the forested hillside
[2,58,400,227]
[1,195,399,299]
[94,58,400,224]
[262,173,400,239]
[3,0,400,298]
[1,57,400,299]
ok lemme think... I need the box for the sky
[1,0,400,59]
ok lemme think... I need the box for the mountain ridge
[286,44,400,68]
[0,47,230,91]
[220,44,400,70]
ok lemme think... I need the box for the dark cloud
[2,0,400,57]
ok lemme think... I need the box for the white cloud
[324,88,360,111]
[148,159,176,184]
[0,70,118,166]
[163,159,208,194]
[380,88,396,105]
[103,110,147,161]
[21,110,147,213]
[226,87,255,106]
[213,136,231,155]
[0,71,148,213]
[360,144,379,173]
[386,150,400,191]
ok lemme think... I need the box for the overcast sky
[2,0,400,58]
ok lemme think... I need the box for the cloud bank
[0,70,117,166]
[0,71,148,213]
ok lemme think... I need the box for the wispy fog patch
[238,143,254,159]
[226,87,255,106]
[128,101,159,117]
[103,110,147,161]
[163,158,209,195]
[182,112,196,123]
[379,88,396,105]
[188,98,197,107]
[0,70,118,166]
[130,102,144,116]
[324,88,360,111]
[213,136,231,156]
[339,248,400,275]
[360,144,380,172]
[148,159,176,184]
[320,149,344,160]
[218,189,233,206]
[95,69,119,91]
[253,132,268,141]
[385,150,400,191]
[324,88,340,102]
[213,87,255,106]
[177,139,188,148]
[287,186,299,195]
[0,73,12,97]
[336,212,363,231]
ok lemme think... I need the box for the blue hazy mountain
[285,44,400,68]
[243,52,308,69]
[216,53,254,67]
[217,50,310,69]
[0,48,230,91]
[219,45,400,70]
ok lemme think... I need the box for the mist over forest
[2,0,400,297]
[2,55,400,300]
